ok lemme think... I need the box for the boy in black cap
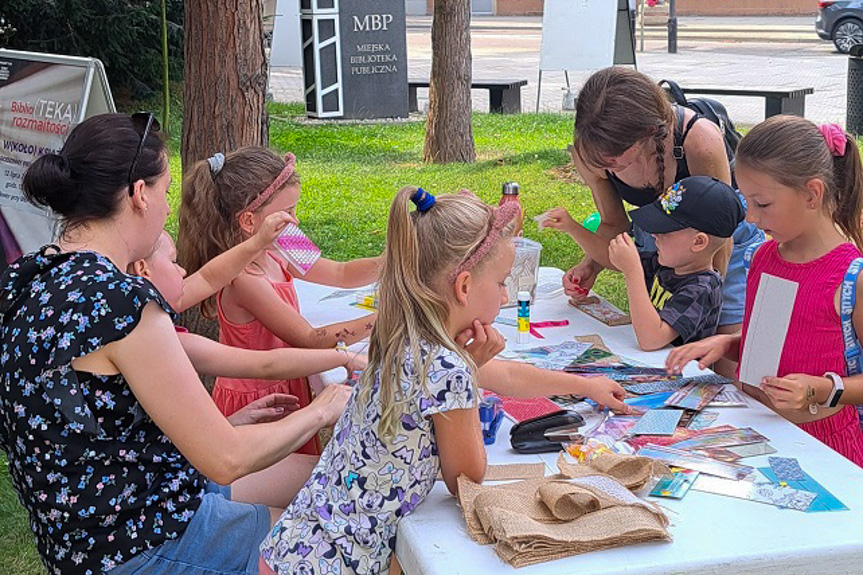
[543,176,744,350]
[604,176,745,350]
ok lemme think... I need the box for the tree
[180,0,269,172]
[179,0,271,386]
[0,0,183,99]
[422,0,476,164]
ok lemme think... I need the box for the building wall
[420,0,818,17]
[676,0,815,16]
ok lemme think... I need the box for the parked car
[817,1,863,53]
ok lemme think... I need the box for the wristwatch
[821,372,845,409]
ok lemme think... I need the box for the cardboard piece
[738,274,798,386]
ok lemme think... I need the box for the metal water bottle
[500,182,524,236]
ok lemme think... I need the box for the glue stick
[517,291,531,344]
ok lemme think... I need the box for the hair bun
[22,153,81,215]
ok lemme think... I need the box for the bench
[408,79,528,114]
[667,86,815,119]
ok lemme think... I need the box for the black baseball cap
[629,176,744,238]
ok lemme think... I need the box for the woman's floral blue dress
[260,341,476,575]
[0,248,205,574]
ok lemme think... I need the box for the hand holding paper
[737,274,799,386]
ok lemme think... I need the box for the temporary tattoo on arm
[335,328,357,339]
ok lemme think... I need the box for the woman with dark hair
[0,113,351,574]
[544,66,764,343]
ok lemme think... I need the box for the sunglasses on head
[127,112,162,197]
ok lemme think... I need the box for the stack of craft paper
[458,454,671,567]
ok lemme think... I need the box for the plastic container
[502,237,542,307]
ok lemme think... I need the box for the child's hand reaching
[455,320,505,368]
[607,233,641,275]
[585,376,631,414]
[538,207,577,233]
[254,211,298,251]
[665,333,737,374]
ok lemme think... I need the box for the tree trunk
[181,0,270,172]
[180,0,270,390]
[423,0,475,164]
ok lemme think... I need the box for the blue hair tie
[411,188,435,212]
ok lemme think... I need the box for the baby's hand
[538,207,577,233]
[255,211,297,250]
[608,233,640,274]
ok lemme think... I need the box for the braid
[653,123,668,196]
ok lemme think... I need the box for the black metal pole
[668,0,678,54]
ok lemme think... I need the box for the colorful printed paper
[664,381,724,411]
[671,427,769,451]
[693,474,816,511]
[638,444,755,480]
[726,443,777,459]
[649,470,699,499]
[768,456,806,481]
[482,391,561,423]
[273,223,321,275]
[499,340,593,371]
[570,296,631,326]
[624,392,676,411]
[757,467,848,513]
[708,387,749,407]
[624,380,687,395]
[629,409,684,436]
[688,410,720,431]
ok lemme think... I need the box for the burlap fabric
[556,452,670,491]
[457,454,671,566]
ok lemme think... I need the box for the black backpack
[659,79,742,185]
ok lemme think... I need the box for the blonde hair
[361,187,515,439]
[737,116,863,249]
[176,146,300,317]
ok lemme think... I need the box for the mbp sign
[339,1,408,119]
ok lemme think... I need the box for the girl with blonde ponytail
[260,187,631,575]
[177,147,381,454]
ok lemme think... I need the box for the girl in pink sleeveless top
[668,117,863,467]
[178,148,381,455]
[214,254,314,437]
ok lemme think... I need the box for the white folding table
[293,268,863,575]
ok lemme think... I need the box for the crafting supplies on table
[293,268,863,575]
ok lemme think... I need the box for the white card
[738,274,798,387]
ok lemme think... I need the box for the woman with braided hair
[543,67,764,357]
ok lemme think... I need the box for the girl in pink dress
[667,116,863,466]
[178,147,380,455]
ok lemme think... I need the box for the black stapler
[509,410,585,454]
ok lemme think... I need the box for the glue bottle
[517,290,531,344]
[500,182,524,236]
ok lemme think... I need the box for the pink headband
[447,199,521,283]
[818,124,847,157]
[237,153,296,216]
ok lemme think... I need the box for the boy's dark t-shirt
[640,252,723,345]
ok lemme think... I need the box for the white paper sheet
[738,274,798,386]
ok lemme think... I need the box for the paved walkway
[269,16,850,126]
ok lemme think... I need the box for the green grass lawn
[1,104,621,573]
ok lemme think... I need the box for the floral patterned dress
[260,341,476,575]
[0,248,206,574]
